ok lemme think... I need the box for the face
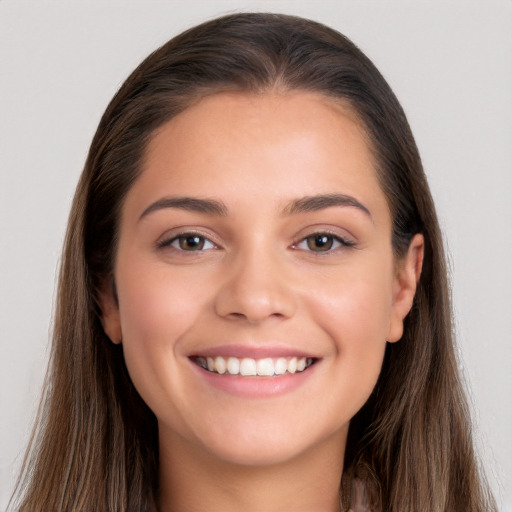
[101,91,421,468]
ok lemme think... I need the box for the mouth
[191,355,316,377]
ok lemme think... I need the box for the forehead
[147,90,372,162]
[126,90,388,224]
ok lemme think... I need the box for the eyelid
[291,229,356,252]
[156,228,220,251]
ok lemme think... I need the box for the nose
[214,248,297,323]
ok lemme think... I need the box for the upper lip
[189,344,318,359]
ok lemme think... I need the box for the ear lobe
[98,281,122,344]
[387,233,424,343]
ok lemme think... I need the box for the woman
[11,13,496,512]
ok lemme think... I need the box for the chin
[194,418,348,469]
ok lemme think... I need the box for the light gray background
[1,1,511,510]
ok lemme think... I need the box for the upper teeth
[196,356,312,376]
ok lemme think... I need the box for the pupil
[181,235,203,250]
[308,234,333,251]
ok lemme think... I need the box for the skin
[101,91,423,512]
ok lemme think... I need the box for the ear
[387,233,424,343]
[98,280,122,344]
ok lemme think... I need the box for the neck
[158,429,346,512]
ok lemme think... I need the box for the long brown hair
[12,13,496,512]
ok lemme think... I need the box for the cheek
[306,269,393,399]
[116,258,210,344]
[309,268,393,343]
[113,257,212,406]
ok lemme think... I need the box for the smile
[193,356,315,377]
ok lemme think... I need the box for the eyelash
[156,231,355,254]
[156,232,217,252]
[292,232,355,253]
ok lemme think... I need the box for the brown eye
[156,233,217,252]
[293,232,354,253]
[178,235,206,251]
[306,234,334,252]
[157,232,217,252]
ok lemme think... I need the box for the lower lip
[189,359,317,398]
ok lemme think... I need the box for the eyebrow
[283,193,371,218]
[139,193,371,220]
[139,197,229,220]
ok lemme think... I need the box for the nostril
[226,312,247,320]
[224,310,288,323]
